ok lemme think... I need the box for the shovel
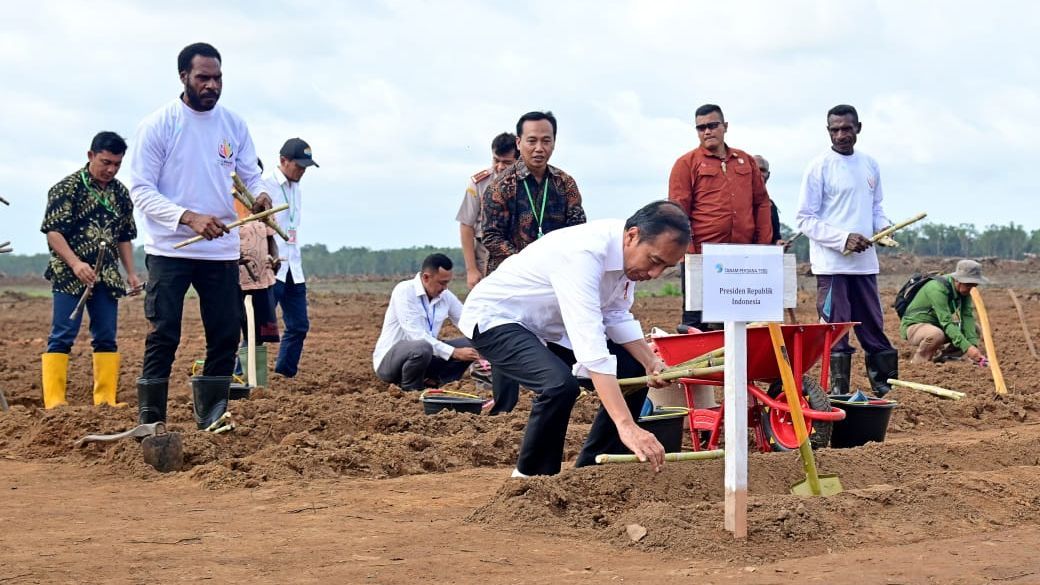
[766,323,842,497]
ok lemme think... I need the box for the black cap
[279,137,319,168]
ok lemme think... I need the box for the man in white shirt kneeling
[459,201,688,476]
[373,254,480,390]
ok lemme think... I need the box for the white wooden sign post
[686,244,789,539]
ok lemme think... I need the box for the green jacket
[899,276,978,351]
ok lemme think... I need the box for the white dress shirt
[372,273,465,370]
[795,150,891,275]
[259,168,305,283]
[128,98,264,260]
[459,219,644,377]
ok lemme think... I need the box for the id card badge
[287,228,297,245]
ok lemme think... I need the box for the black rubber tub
[828,394,898,448]
[421,394,484,415]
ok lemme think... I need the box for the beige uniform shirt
[455,167,494,273]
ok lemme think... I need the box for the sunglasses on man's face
[695,121,724,132]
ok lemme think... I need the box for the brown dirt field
[2,257,1040,584]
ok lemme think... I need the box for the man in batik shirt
[480,111,586,274]
[40,131,140,408]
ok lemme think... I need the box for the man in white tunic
[460,201,688,476]
[129,43,271,429]
[795,104,898,397]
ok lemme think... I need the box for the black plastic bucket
[638,408,689,452]
[229,383,252,401]
[421,394,483,415]
[829,394,898,448]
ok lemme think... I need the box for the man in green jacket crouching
[900,259,989,365]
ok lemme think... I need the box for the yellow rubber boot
[92,352,127,407]
[41,352,69,409]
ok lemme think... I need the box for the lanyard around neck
[279,178,296,226]
[419,295,437,334]
[522,175,549,238]
[80,171,116,215]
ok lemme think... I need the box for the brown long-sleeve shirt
[668,145,772,253]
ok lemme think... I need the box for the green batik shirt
[40,165,136,298]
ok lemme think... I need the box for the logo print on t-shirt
[218,140,234,160]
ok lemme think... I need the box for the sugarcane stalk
[842,212,927,255]
[595,450,725,464]
[619,365,725,392]
[1008,289,1039,360]
[204,412,232,433]
[173,204,288,249]
[887,378,965,400]
[663,347,725,372]
[231,173,290,241]
[69,241,108,320]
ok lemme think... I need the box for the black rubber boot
[137,378,169,424]
[865,350,899,398]
[828,353,852,395]
[191,376,231,430]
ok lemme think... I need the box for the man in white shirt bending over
[373,254,480,390]
[129,42,271,431]
[460,201,687,477]
[795,104,898,398]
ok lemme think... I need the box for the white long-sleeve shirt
[258,168,304,283]
[795,150,891,275]
[372,273,465,370]
[128,98,265,260]
[459,219,644,377]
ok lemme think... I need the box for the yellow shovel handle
[766,323,809,445]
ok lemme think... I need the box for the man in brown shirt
[668,104,772,329]
[481,111,586,274]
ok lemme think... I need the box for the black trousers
[142,255,241,379]
[470,323,649,475]
[375,337,473,390]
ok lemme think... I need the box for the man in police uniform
[456,132,517,289]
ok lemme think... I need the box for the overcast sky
[1,0,1037,255]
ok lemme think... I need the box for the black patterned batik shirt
[40,165,136,297]
[480,160,586,274]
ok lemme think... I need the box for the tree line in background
[2,222,1039,278]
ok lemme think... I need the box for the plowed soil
[2,257,1040,584]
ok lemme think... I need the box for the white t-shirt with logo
[128,98,265,260]
[795,150,891,275]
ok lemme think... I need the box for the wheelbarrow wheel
[761,376,833,451]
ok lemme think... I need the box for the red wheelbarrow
[650,323,853,452]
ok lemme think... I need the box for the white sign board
[701,244,783,322]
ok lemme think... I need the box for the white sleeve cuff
[433,339,455,361]
[605,320,644,345]
[573,354,618,378]
[161,204,189,233]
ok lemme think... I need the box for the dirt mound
[0,382,606,488]
[470,426,1040,562]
